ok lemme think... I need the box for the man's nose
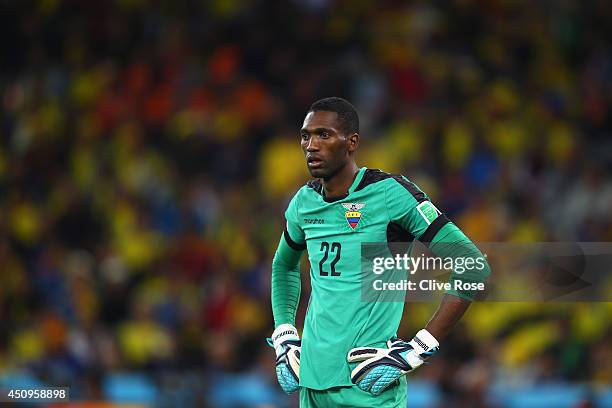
[306,136,319,151]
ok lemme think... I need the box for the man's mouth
[307,156,323,169]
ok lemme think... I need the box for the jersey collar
[348,167,367,194]
[322,167,367,203]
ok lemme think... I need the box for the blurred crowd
[1,0,611,406]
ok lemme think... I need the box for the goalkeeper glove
[347,329,439,395]
[268,324,301,394]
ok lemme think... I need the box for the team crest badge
[341,203,365,229]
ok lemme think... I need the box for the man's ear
[347,133,359,153]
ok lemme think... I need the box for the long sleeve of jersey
[386,176,491,301]
[271,231,304,327]
[271,195,306,328]
[425,222,491,300]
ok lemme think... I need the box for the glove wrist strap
[410,328,439,355]
[271,324,299,355]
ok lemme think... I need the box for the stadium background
[1,0,611,407]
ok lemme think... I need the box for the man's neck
[322,162,360,198]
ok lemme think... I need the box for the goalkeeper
[270,97,490,407]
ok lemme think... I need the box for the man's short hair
[308,97,359,135]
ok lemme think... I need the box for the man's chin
[308,167,327,178]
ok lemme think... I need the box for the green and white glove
[268,324,301,394]
[347,329,439,395]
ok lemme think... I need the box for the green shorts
[299,377,407,408]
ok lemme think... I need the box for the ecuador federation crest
[341,202,365,229]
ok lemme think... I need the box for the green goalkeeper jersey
[274,167,486,390]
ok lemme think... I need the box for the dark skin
[299,110,470,341]
[300,111,360,198]
[425,294,470,340]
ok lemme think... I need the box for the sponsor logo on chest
[341,202,366,229]
[304,218,325,224]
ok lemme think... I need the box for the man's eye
[321,132,329,138]
[301,133,309,140]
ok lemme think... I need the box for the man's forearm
[271,235,303,327]
[422,221,490,339]
[425,294,471,340]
